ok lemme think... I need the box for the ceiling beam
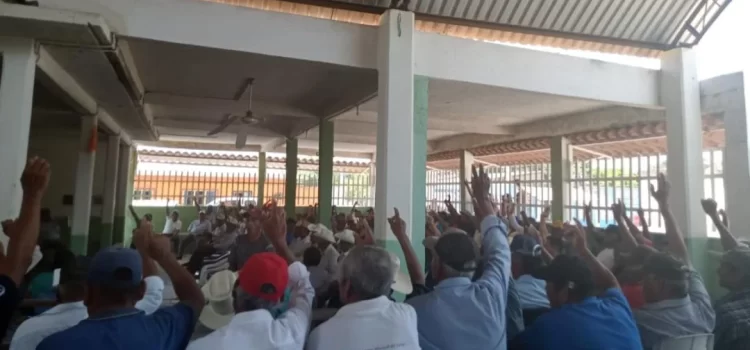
[430,106,666,154]
[136,140,261,152]
[144,92,319,119]
[334,119,514,136]
[153,118,280,138]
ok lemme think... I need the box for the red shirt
[621,283,645,309]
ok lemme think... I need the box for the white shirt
[187,262,314,350]
[597,248,616,270]
[308,265,330,292]
[188,219,212,235]
[10,276,165,350]
[319,244,340,278]
[162,217,183,234]
[307,296,421,350]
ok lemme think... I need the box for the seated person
[510,235,550,326]
[11,252,164,350]
[178,211,213,259]
[714,247,750,349]
[511,222,641,349]
[634,251,715,348]
[307,246,419,350]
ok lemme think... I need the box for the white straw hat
[199,270,237,330]
[335,229,356,244]
[311,224,336,243]
[390,253,413,295]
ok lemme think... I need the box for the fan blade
[235,127,248,149]
[207,114,239,136]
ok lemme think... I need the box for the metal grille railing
[426,169,460,211]
[486,163,552,220]
[333,169,373,207]
[567,149,725,235]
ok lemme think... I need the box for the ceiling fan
[207,78,264,149]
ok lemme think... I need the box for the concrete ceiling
[124,37,377,150]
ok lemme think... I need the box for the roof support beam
[335,119,514,136]
[36,46,133,145]
[415,32,661,108]
[67,0,379,69]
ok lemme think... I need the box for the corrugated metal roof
[217,0,732,58]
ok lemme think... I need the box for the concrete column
[70,115,98,255]
[318,120,334,226]
[368,160,376,208]
[459,150,474,212]
[661,48,706,239]
[0,38,36,236]
[114,144,135,246]
[723,72,750,239]
[100,134,120,248]
[550,136,572,222]
[375,10,427,265]
[257,152,267,204]
[285,139,298,218]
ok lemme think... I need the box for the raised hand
[388,208,407,238]
[21,157,50,197]
[700,198,718,216]
[611,200,625,220]
[262,201,287,244]
[719,209,729,228]
[356,219,375,246]
[572,218,590,256]
[470,165,495,220]
[148,234,172,262]
[649,173,670,204]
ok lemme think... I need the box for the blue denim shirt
[515,274,550,310]
[407,215,511,350]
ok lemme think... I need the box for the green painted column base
[113,216,126,246]
[69,235,88,256]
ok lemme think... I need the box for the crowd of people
[1,157,749,349]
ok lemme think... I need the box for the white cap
[310,224,336,243]
[335,229,356,244]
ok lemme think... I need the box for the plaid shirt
[714,288,750,349]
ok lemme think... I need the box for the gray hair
[339,246,395,299]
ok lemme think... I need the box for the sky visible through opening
[499,0,748,80]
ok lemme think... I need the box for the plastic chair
[653,334,714,350]
[198,255,230,285]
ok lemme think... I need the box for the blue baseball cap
[510,235,542,257]
[87,247,143,288]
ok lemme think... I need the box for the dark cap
[642,252,688,281]
[510,235,542,257]
[87,247,143,288]
[433,232,478,272]
[532,255,594,293]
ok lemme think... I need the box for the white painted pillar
[0,38,36,236]
[661,48,706,238]
[100,134,120,248]
[70,115,99,255]
[459,150,474,212]
[723,72,750,239]
[550,136,572,222]
[375,9,416,241]
[114,144,135,245]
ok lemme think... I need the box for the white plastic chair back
[653,333,714,350]
[198,257,229,285]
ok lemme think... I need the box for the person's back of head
[58,255,88,303]
[303,247,322,267]
[642,251,689,303]
[719,247,750,291]
[531,254,595,308]
[234,252,289,315]
[427,231,478,283]
[85,247,146,316]
[338,246,395,304]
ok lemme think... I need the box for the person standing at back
[37,220,204,350]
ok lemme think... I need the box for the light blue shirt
[515,274,550,310]
[407,215,510,350]
[10,276,165,350]
[188,219,212,235]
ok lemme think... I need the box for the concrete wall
[27,129,111,252]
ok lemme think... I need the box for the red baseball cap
[238,252,289,302]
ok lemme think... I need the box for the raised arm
[470,165,510,291]
[132,225,163,314]
[583,201,595,233]
[388,208,425,286]
[573,219,619,291]
[636,208,652,240]
[612,200,638,251]
[0,158,50,285]
[262,202,296,264]
[165,199,170,218]
[701,199,739,251]
[651,173,689,263]
[145,221,205,319]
